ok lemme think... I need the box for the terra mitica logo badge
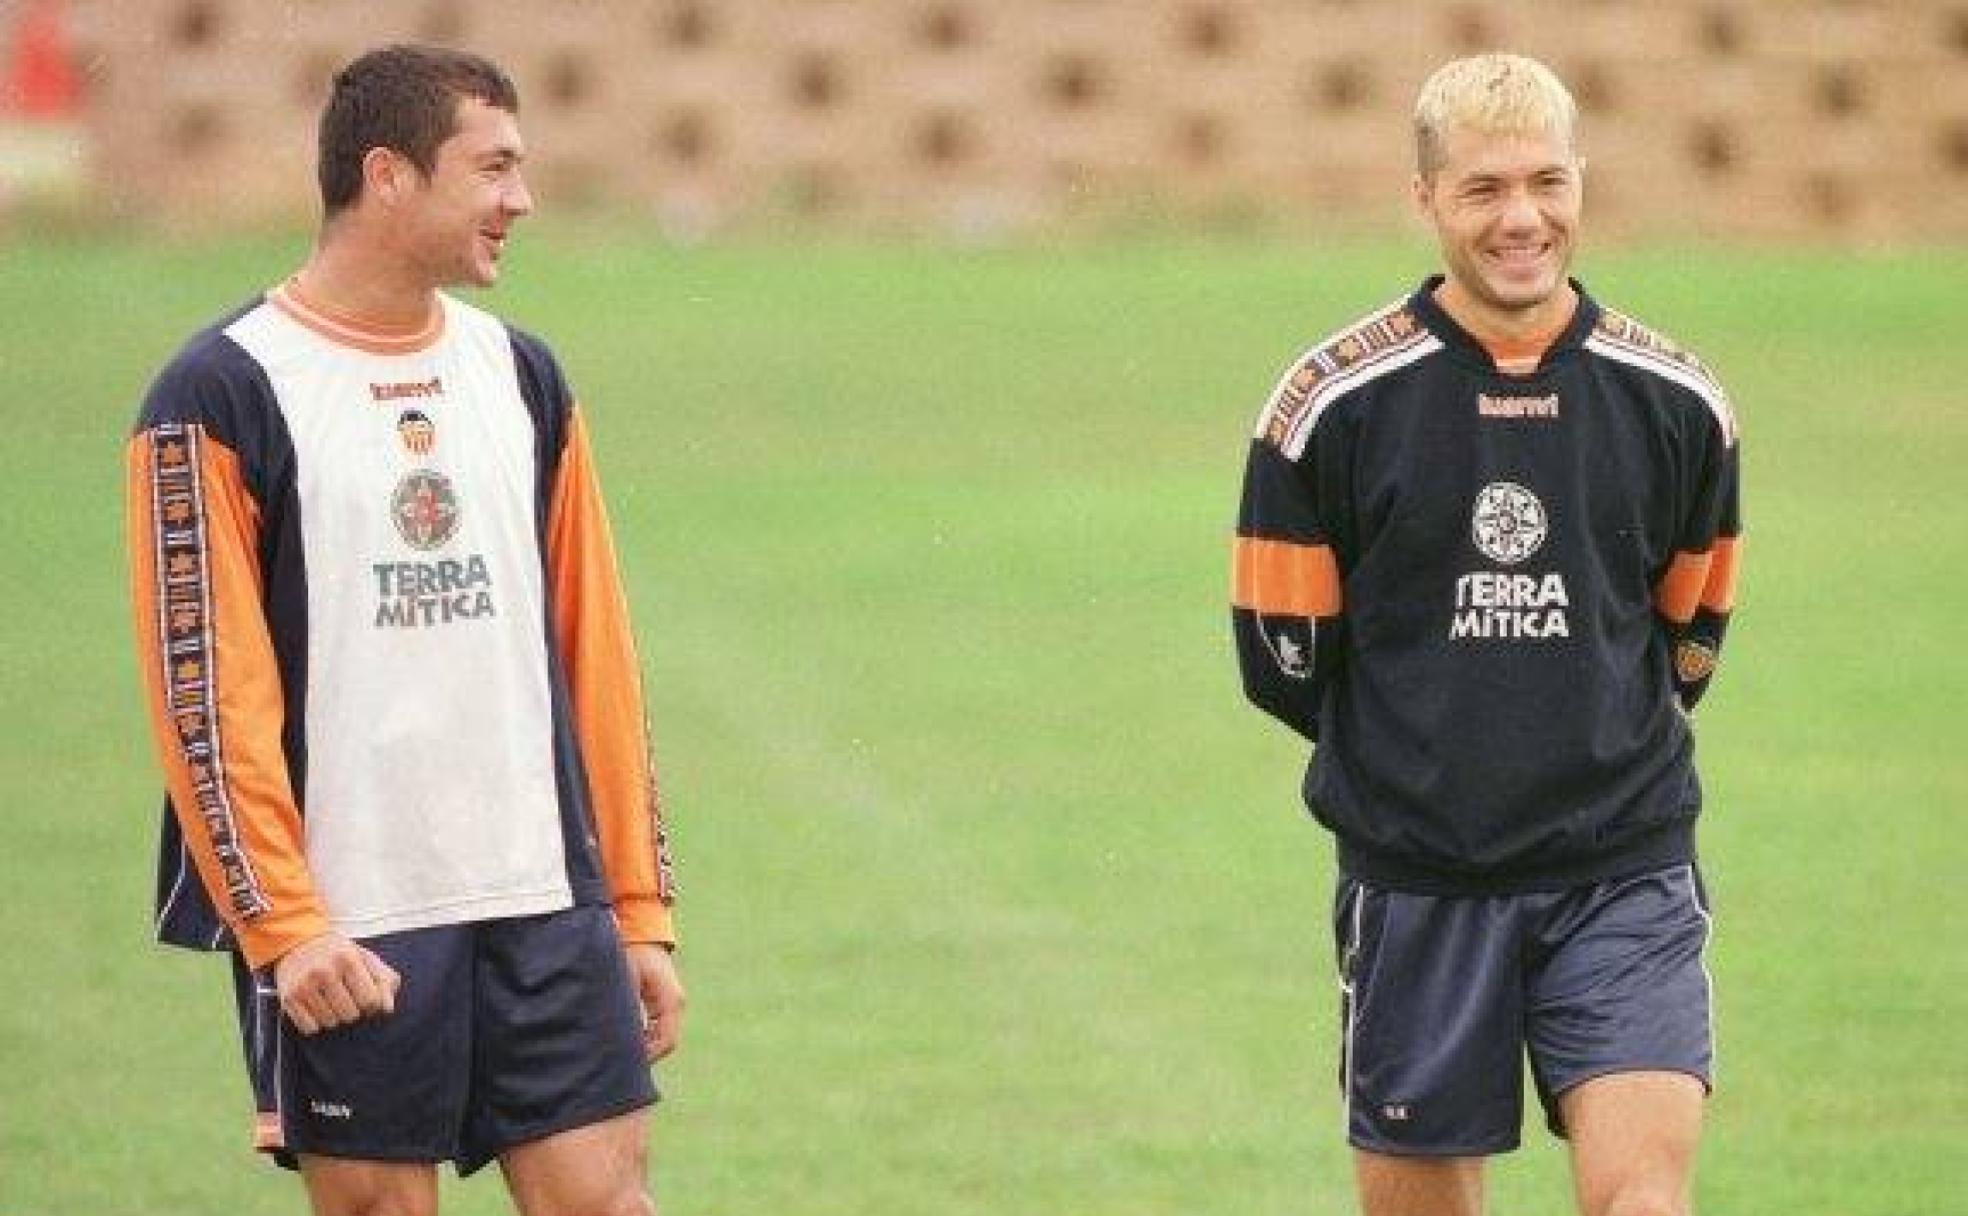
[1471,481,1547,565]
[391,470,460,551]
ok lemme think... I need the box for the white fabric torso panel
[224,295,571,939]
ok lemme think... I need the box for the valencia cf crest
[397,409,436,457]
[391,470,460,551]
[1674,639,1718,684]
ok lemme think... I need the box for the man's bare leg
[298,1156,439,1216]
[499,1108,656,1216]
[1354,1150,1485,1216]
[1561,1071,1705,1216]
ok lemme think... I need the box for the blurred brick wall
[59,0,1968,240]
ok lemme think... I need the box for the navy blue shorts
[231,904,658,1175]
[1334,864,1714,1156]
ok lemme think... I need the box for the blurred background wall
[5,0,1966,242]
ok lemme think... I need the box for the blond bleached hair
[1413,53,1578,178]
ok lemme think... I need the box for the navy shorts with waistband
[231,903,658,1175]
[1334,864,1714,1156]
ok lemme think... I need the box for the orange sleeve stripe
[546,406,676,945]
[1233,537,1343,617]
[1653,549,1712,624]
[1700,535,1741,612]
[128,427,327,968]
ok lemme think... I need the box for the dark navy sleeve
[1670,410,1741,710]
[1232,401,1348,743]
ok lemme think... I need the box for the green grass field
[1,229,1962,1214]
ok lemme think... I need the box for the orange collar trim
[1481,329,1560,375]
[269,279,445,356]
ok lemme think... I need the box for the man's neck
[1432,277,1577,349]
[1432,277,1578,375]
[291,230,439,334]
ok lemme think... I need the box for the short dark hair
[317,44,520,216]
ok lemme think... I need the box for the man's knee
[499,1111,658,1216]
[319,1200,438,1216]
[1591,1183,1687,1216]
[298,1157,439,1216]
[604,1183,658,1216]
[586,1187,656,1216]
[1562,1071,1702,1216]
[533,1185,655,1216]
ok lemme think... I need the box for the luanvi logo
[371,376,444,403]
[309,1100,353,1120]
[1477,392,1559,419]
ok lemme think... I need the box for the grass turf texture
[0,231,1962,1214]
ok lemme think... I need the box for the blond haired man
[1232,54,1740,1216]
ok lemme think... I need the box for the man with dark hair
[127,44,682,1215]
[1232,53,1740,1216]
[315,43,519,216]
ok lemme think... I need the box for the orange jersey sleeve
[127,424,329,968]
[544,406,676,946]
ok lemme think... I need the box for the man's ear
[361,146,410,207]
